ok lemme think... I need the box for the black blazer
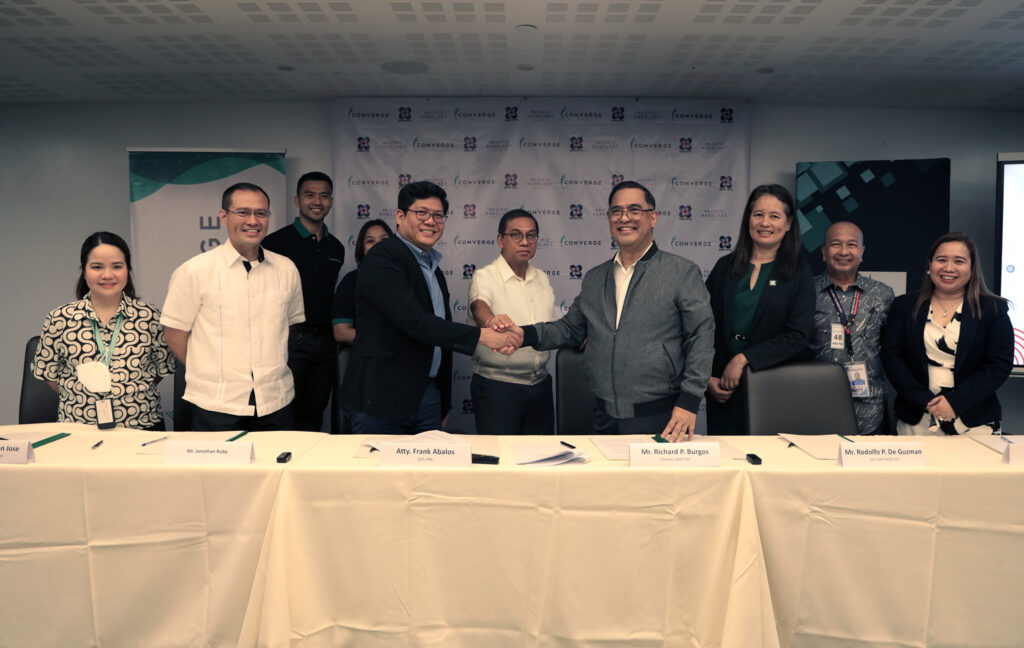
[340,236,480,422]
[880,293,1013,426]
[705,255,815,376]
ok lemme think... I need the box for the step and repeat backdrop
[331,98,750,433]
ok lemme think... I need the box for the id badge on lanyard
[76,313,123,429]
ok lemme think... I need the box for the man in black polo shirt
[262,171,345,431]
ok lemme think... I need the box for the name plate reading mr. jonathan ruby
[163,441,255,465]
[629,442,720,467]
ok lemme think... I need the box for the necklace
[931,296,962,318]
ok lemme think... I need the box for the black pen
[560,440,576,449]
[91,440,104,450]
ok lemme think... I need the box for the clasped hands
[478,314,524,356]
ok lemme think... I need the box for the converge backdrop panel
[330,97,750,432]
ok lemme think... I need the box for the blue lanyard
[91,313,124,367]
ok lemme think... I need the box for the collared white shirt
[612,242,654,327]
[161,241,305,416]
[468,254,555,385]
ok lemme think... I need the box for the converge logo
[348,176,389,187]
[519,136,561,149]
[348,107,390,120]
[671,177,714,189]
[560,175,603,186]
[630,138,672,151]
[560,107,604,120]
[560,235,602,249]
[412,137,456,150]
[670,236,712,248]
[454,107,496,120]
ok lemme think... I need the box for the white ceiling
[1,0,1023,109]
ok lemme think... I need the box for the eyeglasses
[228,208,271,219]
[502,231,538,243]
[608,206,654,219]
[407,208,447,222]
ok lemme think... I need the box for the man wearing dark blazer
[340,181,521,434]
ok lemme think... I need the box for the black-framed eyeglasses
[502,231,538,243]
[608,205,654,219]
[228,208,271,219]
[407,208,447,222]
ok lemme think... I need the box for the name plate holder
[163,440,255,465]
[1004,442,1024,465]
[629,442,721,467]
[0,440,35,465]
[378,442,471,467]
[838,441,925,467]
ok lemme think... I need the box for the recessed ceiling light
[756,67,775,75]
[515,24,538,31]
[381,60,430,75]
[278,65,295,72]
[517,63,534,71]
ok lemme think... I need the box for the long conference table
[1,423,1022,648]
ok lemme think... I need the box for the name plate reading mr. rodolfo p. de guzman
[163,440,255,465]
[378,442,472,467]
[629,442,721,467]
[838,441,925,467]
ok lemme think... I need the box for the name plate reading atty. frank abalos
[164,440,255,465]
[629,442,721,467]
[838,441,925,467]
[379,442,472,467]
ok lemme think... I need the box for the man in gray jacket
[515,180,715,441]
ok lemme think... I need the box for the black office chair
[19,336,59,424]
[331,344,351,434]
[744,361,859,436]
[555,347,595,436]
[172,360,192,430]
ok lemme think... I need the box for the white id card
[96,398,116,429]
[76,360,112,393]
[843,362,870,398]
[830,323,845,350]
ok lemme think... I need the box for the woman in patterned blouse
[33,232,175,430]
[881,232,1013,435]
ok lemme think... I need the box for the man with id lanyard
[812,221,895,435]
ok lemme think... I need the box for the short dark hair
[76,231,136,300]
[729,184,803,279]
[498,209,539,236]
[296,171,333,196]
[354,219,394,265]
[398,180,448,215]
[222,182,269,210]
[608,180,656,210]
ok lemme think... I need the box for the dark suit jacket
[880,293,1012,426]
[340,236,480,422]
[706,255,815,377]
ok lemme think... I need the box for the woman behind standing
[332,219,393,344]
[705,184,815,435]
[881,232,1012,435]
[33,232,175,430]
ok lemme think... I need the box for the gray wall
[3,100,1023,427]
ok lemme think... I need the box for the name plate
[163,441,255,465]
[378,442,471,467]
[629,442,720,467]
[838,441,925,467]
[0,440,35,465]
[1004,443,1024,465]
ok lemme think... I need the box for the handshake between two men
[477,313,524,355]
